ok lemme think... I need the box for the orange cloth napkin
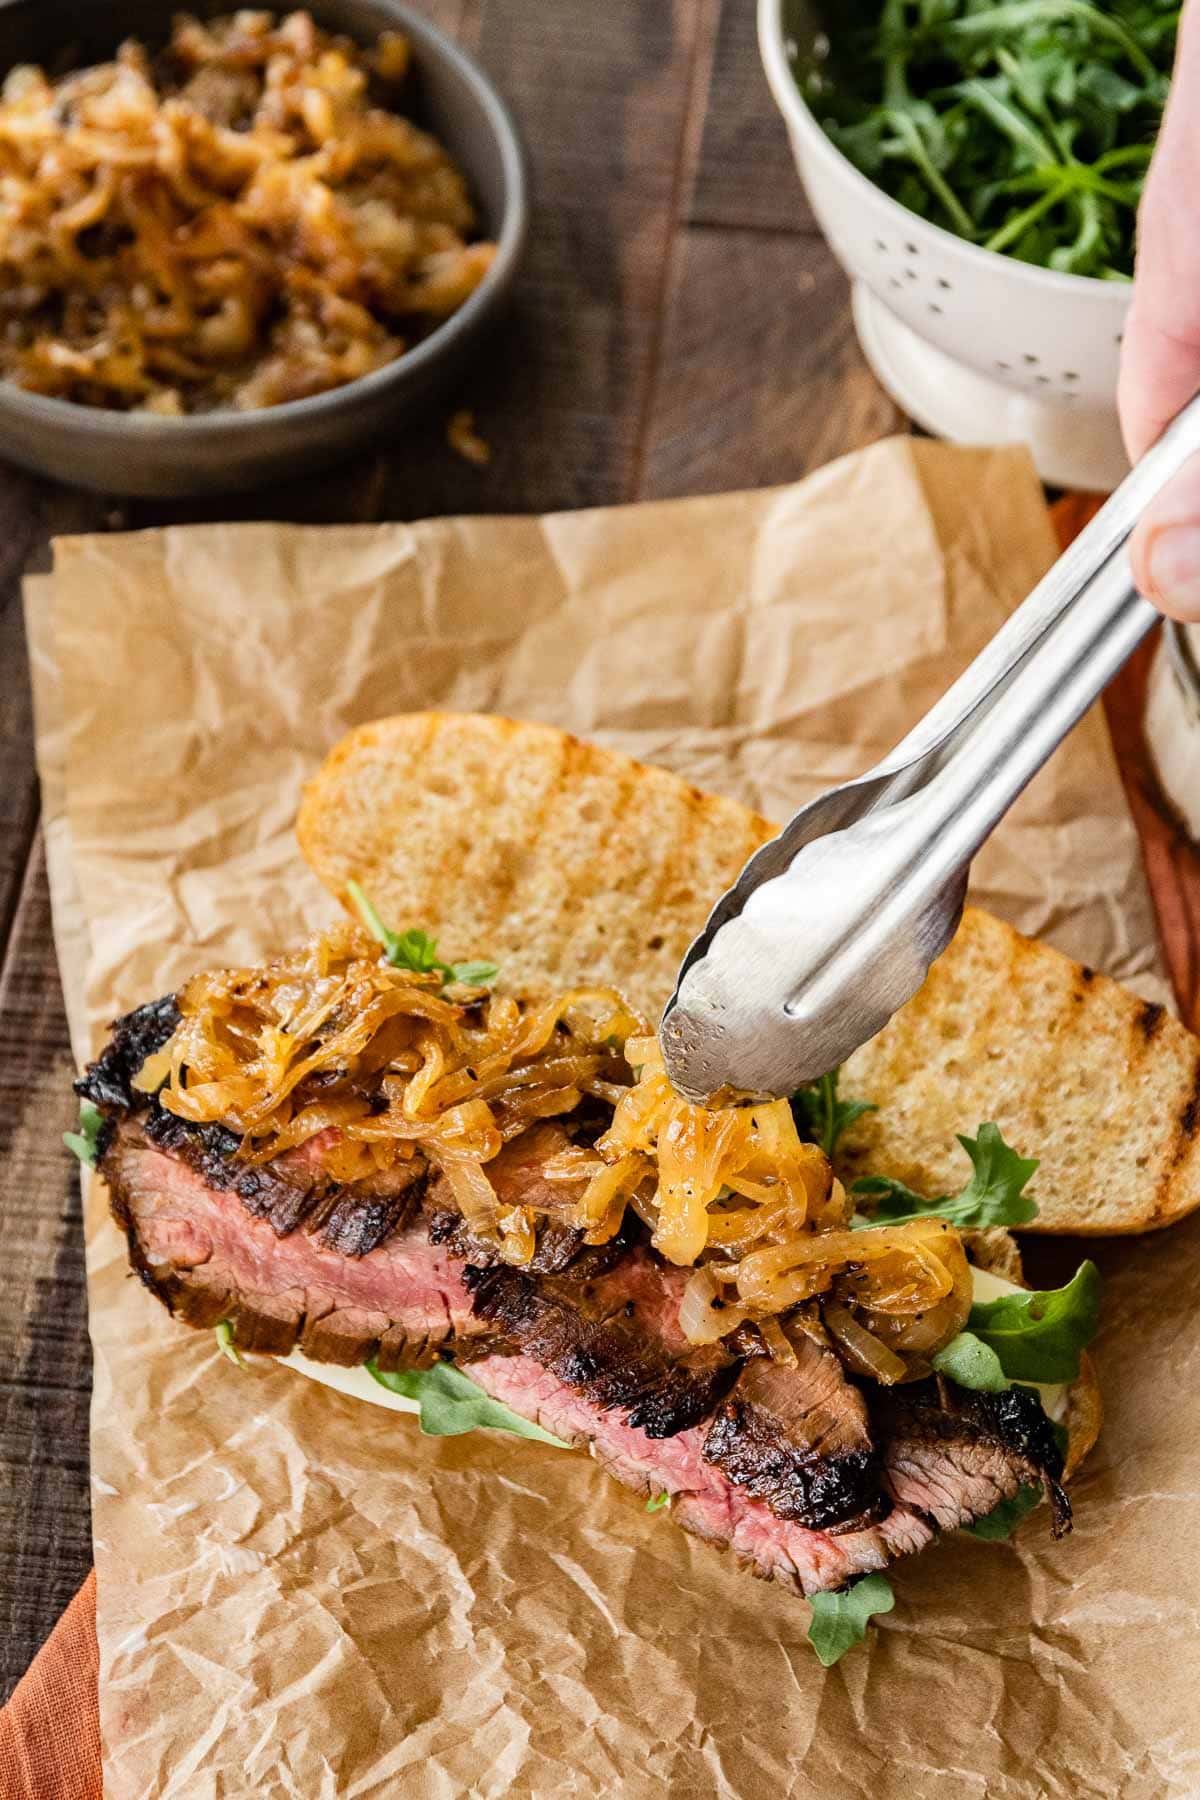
[0,1571,101,1799]
[4,495,1196,1795]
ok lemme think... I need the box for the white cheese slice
[283,1349,421,1416]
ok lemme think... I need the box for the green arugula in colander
[794,0,1180,277]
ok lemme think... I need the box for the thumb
[1128,456,1200,623]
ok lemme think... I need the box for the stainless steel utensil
[660,396,1200,1106]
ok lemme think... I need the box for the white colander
[758,0,1133,491]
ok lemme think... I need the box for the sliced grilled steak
[102,1115,1068,1594]
[427,1204,635,1278]
[703,1343,884,1533]
[140,1106,430,1250]
[878,1377,1070,1538]
[82,995,433,1255]
[467,1258,887,1531]
[104,1121,484,1368]
[462,1346,936,1595]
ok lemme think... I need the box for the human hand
[1119,0,1200,620]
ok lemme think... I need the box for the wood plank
[372,0,717,516]
[686,0,815,234]
[0,839,91,1702]
[638,224,906,500]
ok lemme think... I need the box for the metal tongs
[661,395,1200,1107]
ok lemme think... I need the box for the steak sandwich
[73,714,1200,1659]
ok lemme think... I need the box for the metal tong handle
[868,391,1200,790]
[779,553,1155,1038]
[910,553,1152,880]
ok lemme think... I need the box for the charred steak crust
[703,1408,880,1534]
[76,992,181,1151]
[464,1262,739,1439]
[102,1121,485,1367]
[426,1205,639,1280]
[703,1344,885,1533]
[82,1004,430,1259]
[139,1103,430,1253]
[878,1377,1071,1537]
[944,1381,1070,1534]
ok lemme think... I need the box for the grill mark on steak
[320,1168,432,1257]
[877,1377,1070,1538]
[141,1104,431,1253]
[464,1260,739,1438]
[426,1202,638,1279]
[703,1342,884,1533]
[420,1118,658,1279]
[81,1012,589,1267]
[424,1125,630,1276]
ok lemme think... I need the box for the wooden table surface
[2,0,1199,1701]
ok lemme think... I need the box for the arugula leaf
[645,1492,671,1513]
[63,1100,105,1169]
[968,1260,1101,1384]
[931,1330,1010,1393]
[447,960,503,985]
[807,1573,895,1667]
[366,1359,567,1446]
[214,1320,245,1368]
[348,881,498,991]
[852,1122,1038,1230]
[791,1068,877,1159]
[963,1483,1042,1541]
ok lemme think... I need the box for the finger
[1118,1,1200,461]
[1118,300,1200,466]
[1130,455,1200,622]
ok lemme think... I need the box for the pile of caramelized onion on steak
[139,922,973,1383]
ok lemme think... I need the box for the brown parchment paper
[26,437,1199,1799]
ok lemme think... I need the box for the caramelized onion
[441,1158,500,1237]
[0,14,497,415]
[678,1266,749,1346]
[853,1219,972,1355]
[823,1302,908,1385]
[497,1207,536,1266]
[601,1040,831,1267]
[757,1315,798,1367]
[734,1221,955,1315]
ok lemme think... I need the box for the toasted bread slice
[298,712,1200,1236]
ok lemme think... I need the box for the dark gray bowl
[0,0,527,496]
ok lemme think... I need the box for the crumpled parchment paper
[25,437,1194,1800]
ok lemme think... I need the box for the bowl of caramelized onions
[0,1,527,495]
